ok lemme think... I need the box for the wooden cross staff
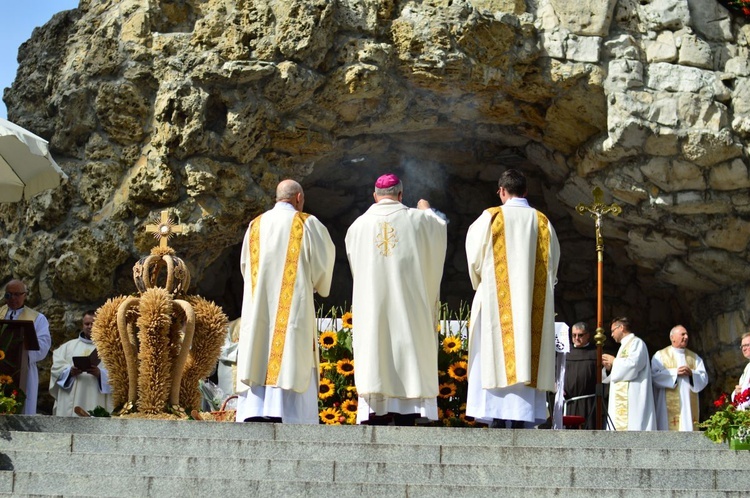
[576,186,621,430]
[145,210,184,249]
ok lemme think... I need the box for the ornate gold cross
[145,210,184,249]
[576,187,622,252]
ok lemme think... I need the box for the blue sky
[0,1,79,119]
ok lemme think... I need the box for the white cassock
[465,198,560,426]
[651,346,707,431]
[235,202,335,424]
[603,333,656,431]
[734,362,750,403]
[49,335,113,416]
[217,318,241,397]
[345,199,447,423]
[1,305,51,415]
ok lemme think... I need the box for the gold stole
[488,207,550,387]
[613,340,633,431]
[248,212,309,386]
[0,305,40,322]
[659,347,698,431]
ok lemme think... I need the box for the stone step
[1,436,748,472]
[2,472,749,498]
[0,415,726,450]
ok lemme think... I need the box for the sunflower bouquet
[317,308,358,425]
[0,373,25,415]
[435,302,472,427]
[0,329,26,415]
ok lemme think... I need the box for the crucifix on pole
[576,186,621,430]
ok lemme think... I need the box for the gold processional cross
[145,210,184,249]
[576,186,621,430]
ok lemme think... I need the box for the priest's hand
[736,384,743,395]
[417,199,431,210]
[601,354,614,370]
[676,365,692,377]
[70,367,83,377]
[86,366,101,379]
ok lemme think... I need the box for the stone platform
[0,415,747,497]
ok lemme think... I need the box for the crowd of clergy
[5,168,746,430]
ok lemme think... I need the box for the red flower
[714,393,728,408]
[11,390,17,397]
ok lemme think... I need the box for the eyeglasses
[572,333,588,338]
[742,344,750,351]
[4,292,26,299]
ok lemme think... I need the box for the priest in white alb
[734,333,750,402]
[465,169,560,428]
[49,310,113,416]
[235,179,335,424]
[651,324,708,431]
[1,279,52,415]
[602,317,656,431]
[345,173,447,426]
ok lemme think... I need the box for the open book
[72,349,100,370]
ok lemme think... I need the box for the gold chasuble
[236,205,334,394]
[488,207,551,388]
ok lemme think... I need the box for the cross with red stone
[145,210,184,249]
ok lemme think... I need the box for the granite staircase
[0,415,747,497]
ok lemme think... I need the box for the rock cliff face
[3,0,750,411]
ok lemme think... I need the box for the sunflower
[439,382,457,398]
[319,378,335,399]
[442,336,461,353]
[320,407,342,425]
[319,361,334,372]
[0,350,5,361]
[447,361,468,382]
[341,398,358,415]
[336,358,355,376]
[436,323,442,333]
[0,375,12,385]
[342,312,353,329]
[345,385,358,398]
[319,331,337,349]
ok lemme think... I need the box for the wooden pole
[576,187,621,430]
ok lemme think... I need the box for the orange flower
[336,358,355,377]
[342,312,353,329]
[439,382,457,398]
[341,399,358,415]
[442,336,461,354]
[320,407,342,425]
[319,378,335,399]
[448,361,468,382]
[319,331,337,349]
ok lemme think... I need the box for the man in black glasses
[563,322,598,429]
[1,279,51,414]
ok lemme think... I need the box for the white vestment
[235,202,335,424]
[49,334,113,416]
[603,333,656,431]
[651,346,707,431]
[1,305,51,415]
[345,199,447,423]
[732,362,750,402]
[217,318,241,397]
[464,198,560,425]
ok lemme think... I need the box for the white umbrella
[0,117,67,202]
